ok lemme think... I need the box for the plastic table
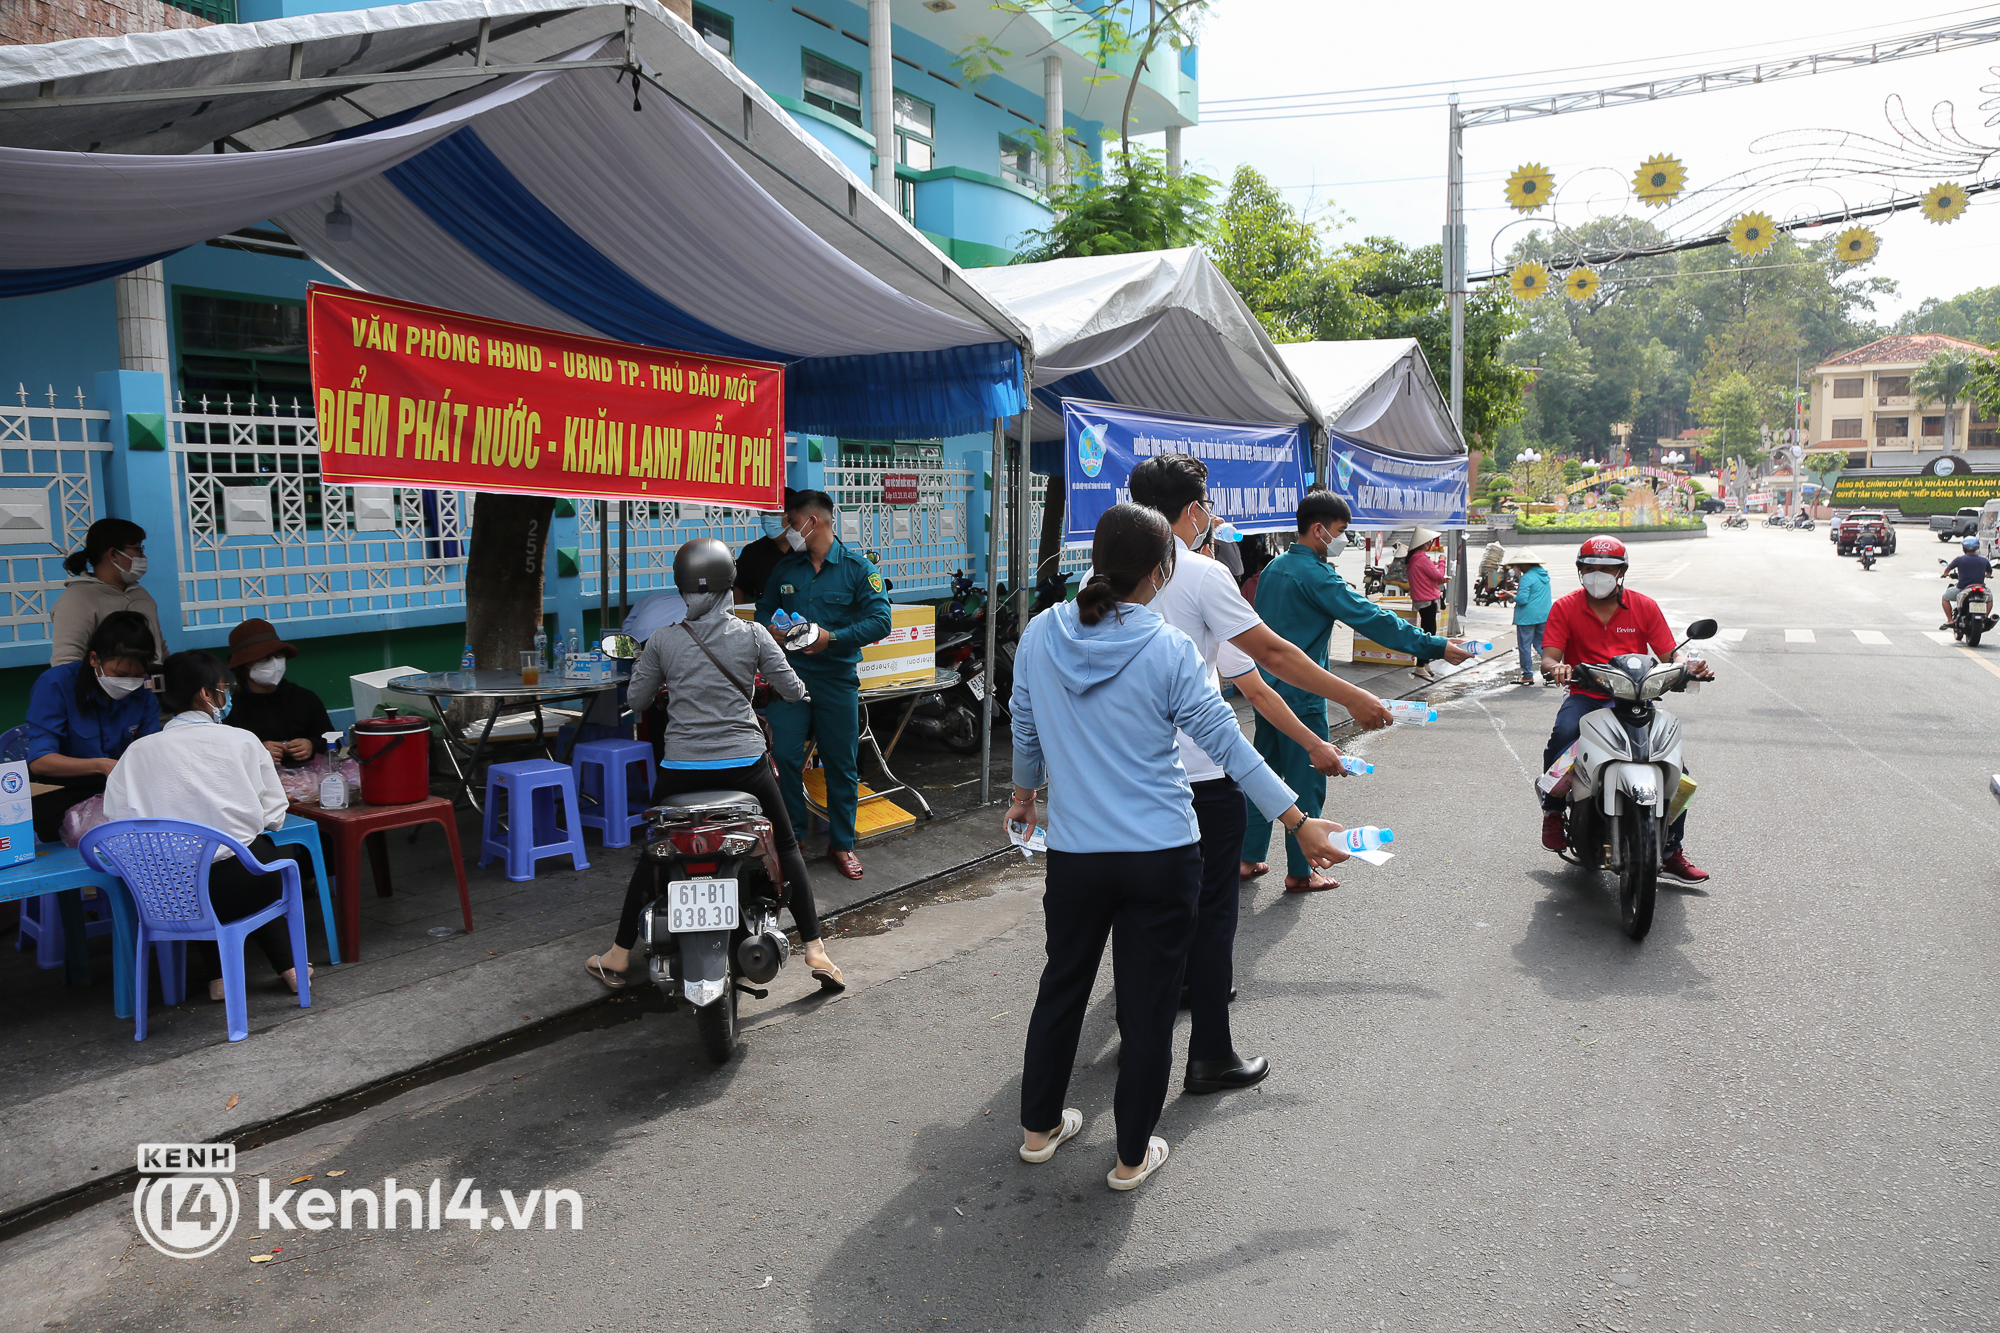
[285,796,472,962]
[0,842,139,1016]
[803,668,960,824]
[388,669,629,810]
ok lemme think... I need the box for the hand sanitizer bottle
[318,731,350,809]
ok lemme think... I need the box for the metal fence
[168,395,470,632]
[0,386,114,653]
[823,462,975,594]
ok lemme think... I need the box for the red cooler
[354,710,431,805]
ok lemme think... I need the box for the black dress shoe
[1176,985,1239,1011]
[1183,1054,1269,1095]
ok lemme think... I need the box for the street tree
[1697,371,1770,470]
[1911,347,1980,452]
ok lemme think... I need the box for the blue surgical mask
[760,514,785,539]
[213,692,233,723]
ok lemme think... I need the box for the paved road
[7,523,1997,1333]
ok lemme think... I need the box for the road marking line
[1785,629,1816,643]
[1720,627,1747,642]
[1853,630,1891,645]
[1923,630,1958,645]
[1957,646,2000,682]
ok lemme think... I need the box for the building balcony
[1873,436,1913,451]
[899,164,1052,267]
[1876,394,1912,409]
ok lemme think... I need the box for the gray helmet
[673,538,735,595]
[1966,536,1982,551]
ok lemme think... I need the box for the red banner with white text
[306,285,786,508]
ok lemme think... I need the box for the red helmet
[1577,535,1629,566]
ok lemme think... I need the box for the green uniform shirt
[1252,543,1448,702]
[755,537,893,671]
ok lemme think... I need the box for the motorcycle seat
[656,789,762,812]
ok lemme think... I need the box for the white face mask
[97,671,145,697]
[248,656,287,686]
[1322,530,1347,558]
[1580,571,1620,599]
[114,552,146,585]
[783,520,811,553]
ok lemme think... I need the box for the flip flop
[585,956,632,990]
[1283,875,1340,894]
[1020,1107,1084,1163]
[808,961,847,994]
[1240,862,1269,881]
[1107,1137,1170,1191]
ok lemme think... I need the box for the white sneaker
[1107,1137,1170,1191]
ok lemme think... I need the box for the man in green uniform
[1241,491,1469,883]
[757,490,891,880]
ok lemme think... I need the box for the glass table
[387,668,630,810]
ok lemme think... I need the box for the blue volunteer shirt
[25,661,161,764]
[755,537,892,671]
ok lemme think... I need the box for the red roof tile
[1819,334,1992,368]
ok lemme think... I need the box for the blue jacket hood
[1039,601,1164,695]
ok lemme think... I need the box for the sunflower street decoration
[1632,153,1686,207]
[1505,163,1555,213]
[1920,182,1969,225]
[1510,262,1552,301]
[1728,211,1776,257]
[1833,225,1880,264]
[1563,267,1600,301]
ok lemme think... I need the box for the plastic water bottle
[1385,699,1438,725]
[1340,756,1375,776]
[1682,650,1704,697]
[566,626,581,661]
[1455,639,1493,654]
[318,731,349,809]
[533,624,548,672]
[1341,826,1393,853]
[461,642,476,672]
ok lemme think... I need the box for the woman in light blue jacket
[1508,550,1552,686]
[1006,504,1343,1191]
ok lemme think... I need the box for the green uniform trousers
[1241,697,1327,878]
[768,666,863,851]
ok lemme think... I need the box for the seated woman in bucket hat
[225,618,334,768]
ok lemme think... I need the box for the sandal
[1240,862,1269,881]
[1283,875,1340,894]
[585,955,632,990]
[1020,1107,1083,1163]
[1107,1136,1170,1191]
[807,960,846,994]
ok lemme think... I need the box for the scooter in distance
[1720,512,1749,530]
[1544,619,1717,942]
[1856,538,1878,571]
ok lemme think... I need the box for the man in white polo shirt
[1125,454,1394,1096]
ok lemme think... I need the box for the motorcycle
[1763,512,1788,529]
[1721,512,1748,529]
[1856,539,1878,571]
[1547,619,1717,942]
[1789,515,1816,532]
[1474,570,1517,607]
[1948,579,1997,647]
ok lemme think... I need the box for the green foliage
[1803,451,1846,488]
[1513,512,1703,532]
[1012,145,1219,261]
[1893,286,2000,341]
[1697,371,1767,467]
[1911,348,1980,451]
[1560,459,1584,485]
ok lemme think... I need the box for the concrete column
[1043,54,1064,190]
[1165,124,1182,176]
[95,369,183,648]
[868,0,895,203]
[114,263,169,376]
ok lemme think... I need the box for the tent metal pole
[617,500,628,627]
[981,415,1003,808]
[598,499,610,636]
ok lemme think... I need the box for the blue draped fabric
[386,129,1023,438]
[1030,369,1117,474]
[0,251,180,298]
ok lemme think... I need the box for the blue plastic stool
[79,819,311,1043]
[478,760,591,882]
[571,738,653,849]
[268,813,341,965]
[17,887,113,969]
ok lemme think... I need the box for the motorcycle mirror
[1683,619,1717,641]
[600,633,641,661]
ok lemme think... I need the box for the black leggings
[1417,600,1439,635]
[195,835,301,977]
[614,760,820,948]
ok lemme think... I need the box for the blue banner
[1324,431,1468,528]
[1062,399,1307,545]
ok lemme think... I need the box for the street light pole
[1444,94,1466,434]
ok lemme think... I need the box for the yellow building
[1811,334,1996,468]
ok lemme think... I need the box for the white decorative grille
[995,468,1088,587]
[822,462,974,594]
[0,385,113,652]
[168,395,469,631]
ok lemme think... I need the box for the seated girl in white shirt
[104,650,308,1000]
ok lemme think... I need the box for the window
[893,92,934,221]
[692,5,734,57]
[1830,419,1863,439]
[1923,416,1946,438]
[1832,377,1864,399]
[165,0,236,19]
[1877,375,1911,398]
[999,134,1041,191]
[1972,417,1998,448]
[1876,417,1909,440]
[174,292,310,405]
[803,51,862,126]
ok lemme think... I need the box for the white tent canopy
[0,0,1027,437]
[964,248,1323,447]
[1276,338,1465,457]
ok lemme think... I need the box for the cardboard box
[1351,598,1420,667]
[0,761,36,866]
[859,605,935,688]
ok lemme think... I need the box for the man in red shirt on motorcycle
[1538,535,1715,885]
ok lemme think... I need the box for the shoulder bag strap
[677,621,755,703]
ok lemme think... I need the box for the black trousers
[196,835,300,977]
[614,759,820,948]
[1021,843,1201,1167]
[1186,778,1247,1063]
[1416,600,1440,635]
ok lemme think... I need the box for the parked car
[1695,497,1727,514]
[1835,510,1894,557]
[1931,506,1983,542]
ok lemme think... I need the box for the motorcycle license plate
[965,671,985,700]
[666,879,739,932]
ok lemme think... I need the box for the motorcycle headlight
[719,832,760,857]
[1639,663,1682,701]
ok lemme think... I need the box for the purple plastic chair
[79,819,311,1042]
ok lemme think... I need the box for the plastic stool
[572,738,653,849]
[479,759,591,882]
[17,888,113,969]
